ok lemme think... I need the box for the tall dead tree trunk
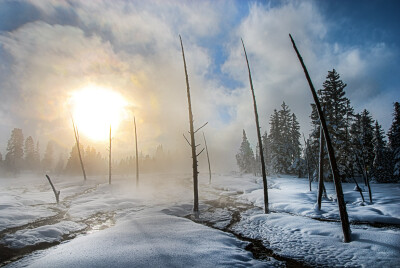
[303,134,312,191]
[317,126,325,210]
[241,38,269,214]
[109,125,112,185]
[180,35,199,212]
[45,175,60,204]
[290,34,351,242]
[203,132,212,184]
[134,117,139,187]
[72,118,87,181]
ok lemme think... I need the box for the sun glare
[69,85,128,141]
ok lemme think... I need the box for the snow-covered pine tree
[309,69,352,181]
[372,121,393,182]
[262,131,271,175]
[236,130,255,173]
[268,109,280,174]
[278,102,293,173]
[388,102,400,182]
[268,103,301,175]
[289,113,302,175]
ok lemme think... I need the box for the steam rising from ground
[0,1,397,172]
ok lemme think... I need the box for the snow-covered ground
[1,173,399,267]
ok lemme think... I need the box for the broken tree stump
[45,174,60,204]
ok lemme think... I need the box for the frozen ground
[0,173,399,267]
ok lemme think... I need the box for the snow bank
[239,176,400,224]
[8,212,266,268]
[1,221,86,248]
[234,209,400,267]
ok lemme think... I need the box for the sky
[0,0,399,171]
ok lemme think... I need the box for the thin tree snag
[71,118,87,181]
[317,126,325,210]
[303,133,312,191]
[134,117,139,187]
[180,35,199,212]
[290,34,351,242]
[45,175,60,204]
[203,132,212,184]
[109,125,112,185]
[359,151,373,203]
[241,38,269,214]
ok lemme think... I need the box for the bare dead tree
[303,133,312,191]
[180,35,207,212]
[109,125,112,185]
[202,132,212,184]
[134,117,139,187]
[45,174,60,204]
[71,118,87,181]
[241,38,269,214]
[317,126,325,210]
[356,153,372,203]
[290,34,351,242]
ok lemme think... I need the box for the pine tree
[34,141,41,171]
[277,102,293,173]
[310,69,352,181]
[236,130,255,173]
[254,142,262,175]
[360,109,375,172]
[269,109,280,173]
[65,144,85,175]
[268,103,301,174]
[289,113,301,174]
[388,102,400,181]
[24,136,35,170]
[5,128,24,173]
[262,131,271,175]
[372,121,392,182]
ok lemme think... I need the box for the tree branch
[196,148,205,157]
[183,134,191,147]
[194,122,208,134]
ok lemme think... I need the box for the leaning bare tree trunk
[109,125,112,185]
[72,119,87,181]
[241,38,269,214]
[180,35,199,212]
[290,34,351,242]
[134,117,139,187]
[317,126,325,210]
[202,132,212,184]
[303,134,312,191]
[45,175,60,204]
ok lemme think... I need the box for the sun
[69,85,128,141]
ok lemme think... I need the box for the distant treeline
[236,69,400,183]
[0,130,183,176]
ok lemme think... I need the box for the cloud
[0,0,397,171]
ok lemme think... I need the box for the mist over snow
[0,0,399,171]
